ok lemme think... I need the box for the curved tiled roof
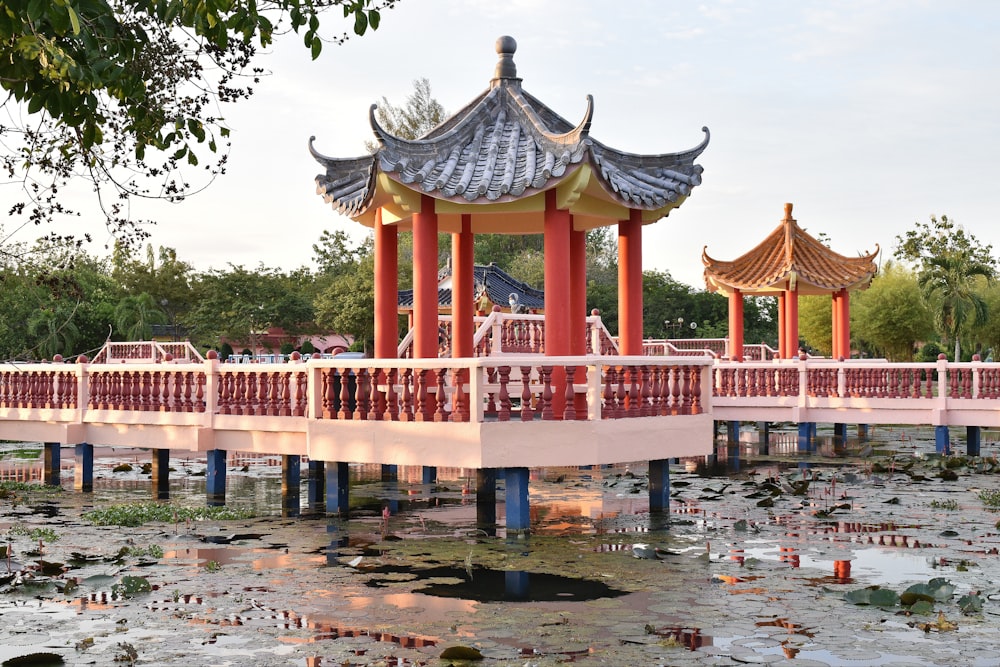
[312,36,708,226]
[398,263,544,311]
[703,203,879,296]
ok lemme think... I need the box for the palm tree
[918,253,993,361]
[27,305,81,359]
[114,292,167,341]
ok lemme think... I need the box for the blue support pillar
[833,423,848,445]
[422,466,437,484]
[74,443,93,492]
[857,424,870,441]
[151,448,170,500]
[504,571,530,601]
[206,449,227,506]
[43,442,61,487]
[726,420,741,443]
[477,468,497,535]
[648,459,670,513]
[326,462,350,516]
[307,460,325,508]
[381,464,398,481]
[282,455,301,517]
[935,426,950,455]
[967,426,982,457]
[504,467,530,535]
[797,423,814,452]
[757,421,770,455]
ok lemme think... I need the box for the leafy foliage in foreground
[82,502,256,527]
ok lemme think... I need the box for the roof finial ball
[494,35,518,81]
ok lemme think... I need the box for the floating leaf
[958,593,984,614]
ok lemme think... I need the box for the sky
[28,1,1000,289]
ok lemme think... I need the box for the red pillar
[569,224,588,417]
[569,225,587,355]
[618,209,644,355]
[728,289,744,361]
[451,214,474,358]
[777,292,786,359]
[412,194,439,359]
[839,289,851,358]
[785,284,799,358]
[374,208,399,359]
[544,190,572,356]
[831,291,841,358]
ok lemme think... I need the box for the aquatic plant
[978,488,1000,508]
[82,502,256,527]
[843,577,981,617]
[928,498,960,511]
[8,525,60,543]
[111,576,152,599]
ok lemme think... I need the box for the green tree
[852,262,934,361]
[0,0,390,249]
[365,77,448,151]
[798,295,832,356]
[918,253,992,361]
[114,292,167,341]
[185,265,314,350]
[27,303,81,360]
[894,214,997,272]
[314,254,376,353]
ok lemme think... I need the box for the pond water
[2,425,1000,665]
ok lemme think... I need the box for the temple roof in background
[398,263,544,311]
[702,203,879,296]
[311,36,708,233]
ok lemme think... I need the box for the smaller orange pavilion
[702,203,879,360]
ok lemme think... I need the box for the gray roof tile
[312,36,708,220]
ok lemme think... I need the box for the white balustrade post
[203,353,220,426]
[307,359,324,420]
[937,357,949,412]
[471,361,485,423]
[837,364,846,397]
[797,355,809,409]
[491,312,503,355]
[76,358,90,422]
[587,362,601,420]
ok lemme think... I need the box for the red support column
[569,224,587,417]
[618,209,644,355]
[777,292,786,359]
[374,208,399,359]
[413,194,439,359]
[544,191,572,356]
[839,289,851,358]
[728,289,744,361]
[451,214,474,359]
[569,225,587,355]
[785,283,799,358]
[831,291,842,358]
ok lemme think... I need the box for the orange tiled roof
[702,203,879,296]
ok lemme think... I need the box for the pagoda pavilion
[702,203,879,360]
[311,36,709,360]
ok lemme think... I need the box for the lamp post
[664,317,698,339]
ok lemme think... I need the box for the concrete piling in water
[74,443,93,492]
